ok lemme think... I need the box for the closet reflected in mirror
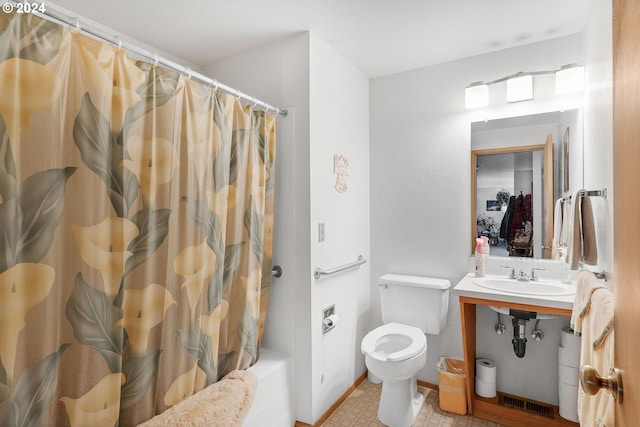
[470,109,582,259]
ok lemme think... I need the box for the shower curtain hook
[71,17,81,32]
[184,67,192,80]
[211,79,219,91]
[236,90,244,105]
[113,36,123,50]
[153,53,160,67]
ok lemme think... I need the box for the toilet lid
[361,323,426,362]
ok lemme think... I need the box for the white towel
[576,284,614,427]
[138,370,258,427]
[571,271,607,333]
[551,198,564,259]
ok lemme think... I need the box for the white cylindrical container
[475,358,496,384]
[475,376,497,398]
[560,326,581,351]
[558,330,580,423]
[558,364,579,386]
[558,346,580,368]
[558,382,579,422]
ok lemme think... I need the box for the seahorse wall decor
[333,154,349,193]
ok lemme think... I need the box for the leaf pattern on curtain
[0,12,277,426]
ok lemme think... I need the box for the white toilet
[361,274,451,427]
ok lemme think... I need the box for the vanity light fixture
[555,64,584,94]
[506,73,533,103]
[465,64,584,109]
[465,82,489,109]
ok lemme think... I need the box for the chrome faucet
[529,267,546,281]
[500,265,516,280]
[500,265,546,281]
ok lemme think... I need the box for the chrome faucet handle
[500,265,516,280]
[530,267,546,281]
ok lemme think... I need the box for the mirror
[470,109,582,259]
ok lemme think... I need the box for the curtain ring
[113,36,123,50]
[71,17,81,32]
[153,53,160,67]
[184,67,192,80]
[236,90,244,105]
[211,79,219,91]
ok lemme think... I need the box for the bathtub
[243,348,294,427]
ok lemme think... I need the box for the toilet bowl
[362,323,427,427]
[362,274,450,427]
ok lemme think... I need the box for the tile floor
[321,380,508,427]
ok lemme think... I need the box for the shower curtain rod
[34,3,288,117]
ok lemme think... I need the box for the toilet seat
[362,323,426,362]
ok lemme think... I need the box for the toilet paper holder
[322,305,340,334]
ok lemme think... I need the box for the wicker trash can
[437,357,467,415]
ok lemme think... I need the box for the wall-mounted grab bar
[314,255,367,279]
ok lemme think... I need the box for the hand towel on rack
[561,196,572,249]
[581,197,598,265]
[577,282,614,427]
[567,190,599,269]
[552,198,564,259]
[567,190,583,269]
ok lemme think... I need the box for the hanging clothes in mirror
[507,193,533,257]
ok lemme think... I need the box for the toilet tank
[379,274,451,335]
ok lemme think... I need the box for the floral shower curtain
[0,13,276,427]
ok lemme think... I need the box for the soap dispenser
[475,238,486,277]
[481,236,490,256]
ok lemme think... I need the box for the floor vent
[497,392,554,419]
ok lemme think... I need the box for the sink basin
[473,277,575,296]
